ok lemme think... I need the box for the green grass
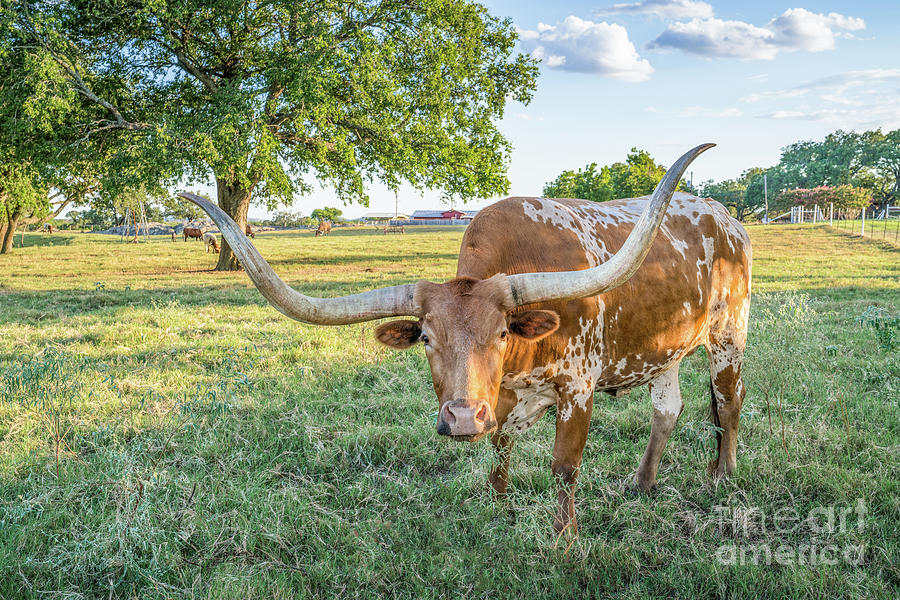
[1,224,898,599]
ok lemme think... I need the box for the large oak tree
[16,0,537,269]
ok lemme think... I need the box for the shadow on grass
[3,234,76,249]
[265,252,460,267]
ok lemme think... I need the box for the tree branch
[170,46,220,94]
[17,11,149,137]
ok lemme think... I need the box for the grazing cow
[43,223,53,234]
[315,220,332,237]
[183,227,203,241]
[246,224,256,238]
[177,144,751,533]
[203,232,220,254]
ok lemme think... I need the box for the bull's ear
[375,320,422,349]
[508,310,559,341]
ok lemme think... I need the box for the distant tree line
[699,129,899,221]
[262,207,343,229]
[543,148,689,202]
[542,129,900,222]
[61,200,343,231]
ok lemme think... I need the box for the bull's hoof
[486,476,508,499]
[708,458,732,480]
[625,478,656,496]
[553,516,578,537]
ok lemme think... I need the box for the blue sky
[248,0,899,219]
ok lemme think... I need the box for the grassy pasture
[0,224,898,599]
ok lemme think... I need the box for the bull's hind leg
[632,364,684,493]
[707,335,746,478]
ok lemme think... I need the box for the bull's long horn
[506,143,715,306]
[177,192,420,325]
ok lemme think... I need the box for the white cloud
[648,9,864,59]
[514,112,545,122]
[768,8,865,52]
[517,16,654,82]
[596,0,713,20]
[646,106,743,118]
[742,69,900,102]
[748,69,900,130]
[649,17,777,59]
[757,100,900,129]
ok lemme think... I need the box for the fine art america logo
[714,499,866,567]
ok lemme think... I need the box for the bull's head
[178,144,713,441]
[375,276,560,440]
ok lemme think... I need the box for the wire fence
[827,205,900,246]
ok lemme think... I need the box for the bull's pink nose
[438,400,495,437]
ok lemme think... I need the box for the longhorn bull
[183,226,204,241]
[315,220,332,236]
[179,144,751,533]
[203,232,220,254]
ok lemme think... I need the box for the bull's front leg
[551,380,594,534]
[488,387,519,496]
[488,431,514,496]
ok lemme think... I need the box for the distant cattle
[315,220,332,237]
[42,223,53,234]
[183,227,203,241]
[203,232,220,253]
[246,224,255,238]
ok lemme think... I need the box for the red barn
[411,209,476,220]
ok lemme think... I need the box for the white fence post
[813,204,818,224]
[861,207,866,236]
[829,203,833,226]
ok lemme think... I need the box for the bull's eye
[500,330,508,341]
[421,334,430,345]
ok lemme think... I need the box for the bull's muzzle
[437,399,496,440]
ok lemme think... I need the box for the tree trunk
[214,178,252,271]
[0,201,7,244]
[1,208,22,254]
